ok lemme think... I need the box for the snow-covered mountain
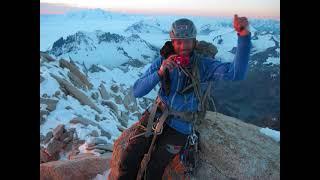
[40,9,143,51]
[124,19,168,34]
[63,8,114,20]
[250,19,280,35]
[47,30,159,68]
[41,8,137,22]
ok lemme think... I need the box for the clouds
[40,3,87,14]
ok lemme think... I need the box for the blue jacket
[133,33,251,135]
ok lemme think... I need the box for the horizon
[40,1,280,20]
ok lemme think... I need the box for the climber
[116,14,251,180]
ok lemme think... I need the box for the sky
[40,0,280,19]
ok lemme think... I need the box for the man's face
[172,38,195,56]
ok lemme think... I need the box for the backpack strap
[136,104,169,180]
[179,52,217,124]
[144,97,161,137]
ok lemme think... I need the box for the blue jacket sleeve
[205,33,252,81]
[133,57,163,98]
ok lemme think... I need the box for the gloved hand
[233,14,250,36]
[160,41,175,59]
[158,54,178,78]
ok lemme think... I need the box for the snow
[89,66,143,88]
[87,64,157,101]
[40,9,142,51]
[211,28,237,50]
[78,142,99,155]
[98,120,121,142]
[252,34,276,53]
[52,30,157,68]
[41,99,120,144]
[41,9,280,67]
[124,19,168,35]
[92,169,111,180]
[40,55,142,149]
[260,127,280,142]
[215,51,236,63]
[41,10,279,48]
[40,86,122,144]
[40,103,48,110]
[263,57,280,65]
[40,69,61,96]
[78,142,103,156]
[59,151,69,161]
[41,106,76,136]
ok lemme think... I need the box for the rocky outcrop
[51,74,102,114]
[123,87,139,113]
[40,110,49,125]
[110,84,119,93]
[67,71,87,90]
[89,64,106,73]
[108,121,139,179]
[84,137,114,155]
[165,112,280,180]
[40,75,45,83]
[69,117,111,139]
[40,153,112,180]
[40,52,56,63]
[40,125,77,164]
[119,111,129,127]
[91,92,99,100]
[114,95,123,104]
[59,59,93,90]
[98,83,110,100]
[46,139,64,156]
[101,100,118,114]
[40,98,59,112]
[43,131,53,144]
[109,112,280,180]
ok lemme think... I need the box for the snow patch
[263,57,280,65]
[252,34,275,53]
[92,169,111,180]
[260,127,280,142]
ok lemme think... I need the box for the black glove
[160,41,175,59]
